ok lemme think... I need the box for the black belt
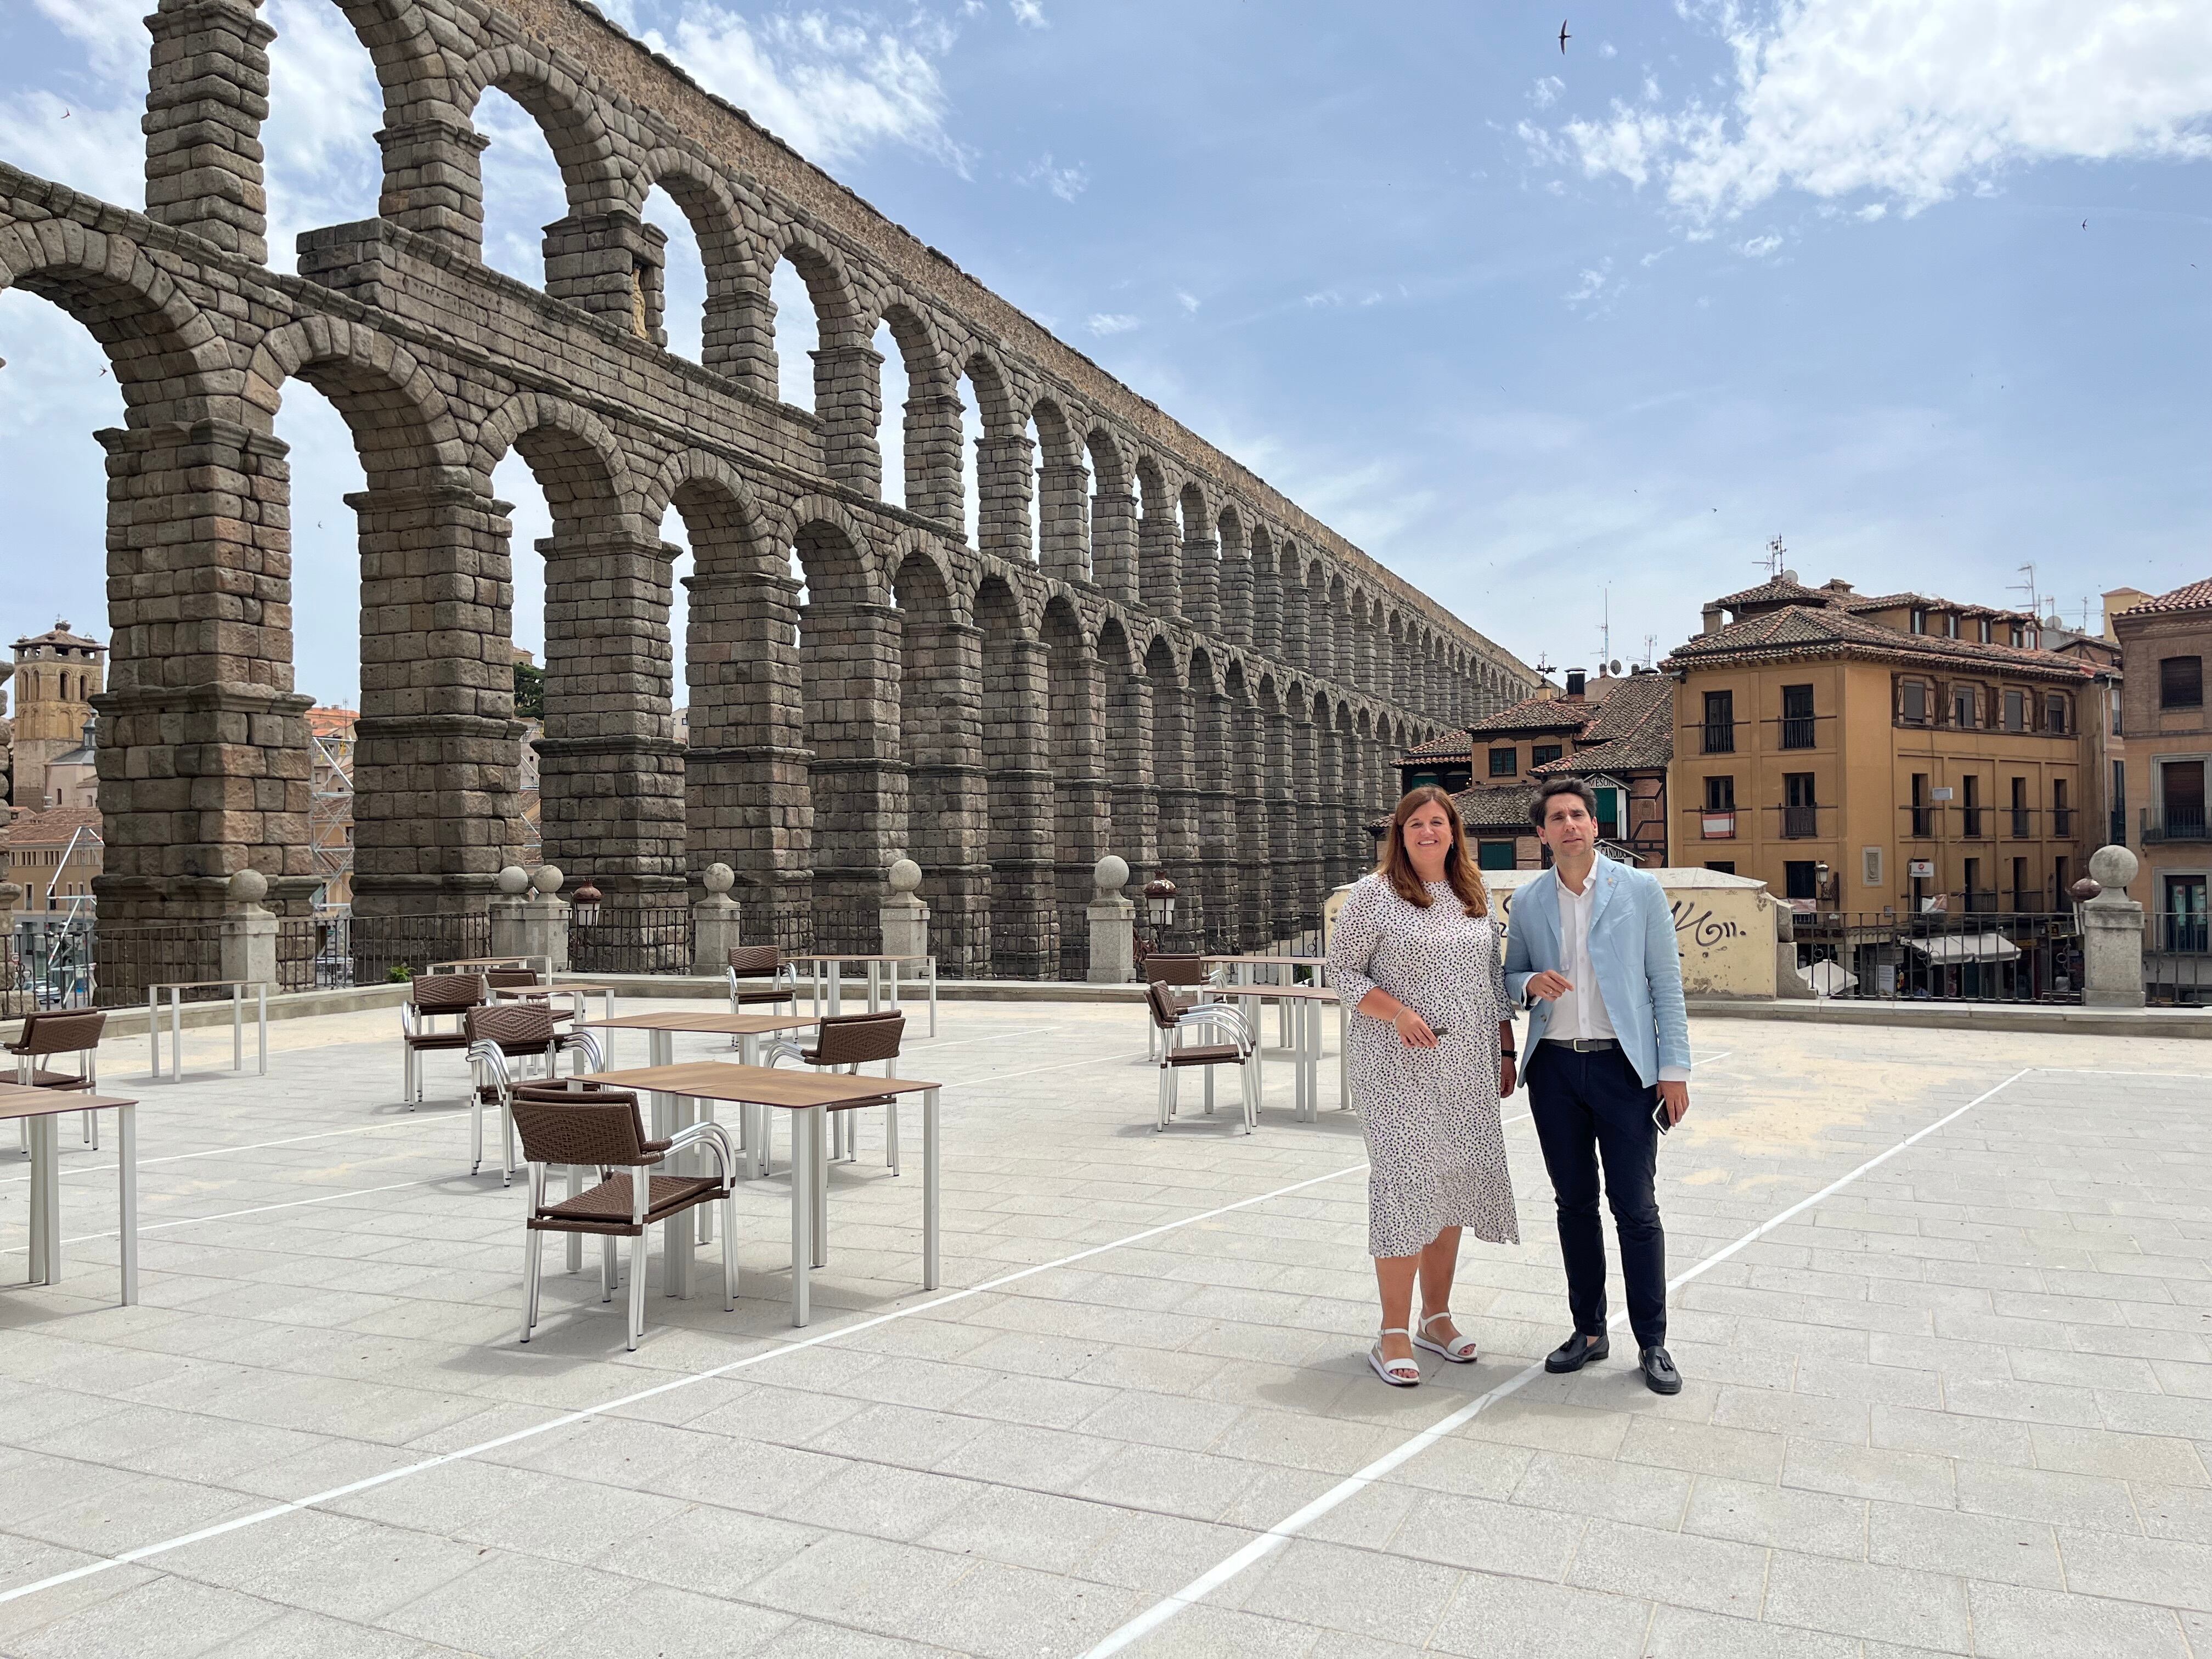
[1542,1036,1620,1052]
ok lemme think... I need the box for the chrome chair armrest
[663,1119,738,1183]
[1177,1004,1254,1049]
[760,1039,808,1069]
[400,1000,422,1037]
[467,1041,515,1094]
[561,1028,603,1074]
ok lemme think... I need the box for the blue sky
[3,0,2209,709]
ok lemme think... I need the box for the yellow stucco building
[1666,576,2096,917]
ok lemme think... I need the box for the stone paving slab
[0,1000,2206,1656]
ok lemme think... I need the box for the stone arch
[246,317,468,491]
[1217,503,1251,647]
[471,390,638,534]
[783,493,881,606]
[631,151,749,374]
[650,450,777,578]
[459,45,628,219]
[1085,425,1137,601]
[1096,614,1149,876]
[1135,455,1180,617]
[1041,592,1102,974]
[1031,395,1087,580]
[1178,479,1221,635]
[867,292,959,521]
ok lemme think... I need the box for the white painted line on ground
[1079,1060,2026,1658]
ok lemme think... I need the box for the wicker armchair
[725,945,803,1042]
[8,1008,106,1152]
[484,967,577,1024]
[763,1009,906,1174]
[1142,954,1216,1059]
[465,1003,602,1183]
[399,973,486,1105]
[511,1081,737,1350]
[1146,980,1257,1133]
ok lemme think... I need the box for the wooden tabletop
[0,1082,140,1121]
[495,984,618,997]
[577,1060,941,1109]
[432,957,537,969]
[146,979,266,991]
[1204,956,1328,967]
[582,1011,820,1034]
[785,953,931,965]
[1204,983,1340,1002]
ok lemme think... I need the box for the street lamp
[571,881,603,927]
[1143,874,1178,933]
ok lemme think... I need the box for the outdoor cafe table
[578,1010,823,1181]
[1204,954,1330,1047]
[427,953,552,980]
[576,1060,942,1327]
[786,953,939,1035]
[1201,983,1345,1122]
[2,1082,140,1305]
[145,980,267,1084]
[492,980,619,1024]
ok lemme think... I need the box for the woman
[1328,786,1519,1385]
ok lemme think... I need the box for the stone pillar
[1090,482,1138,603]
[1151,674,1197,946]
[901,618,988,978]
[904,392,966,528]
[1235,699,1269,951]
[1265,707,1296,943]
[708,266,776,398]
[2081,845,2146,1009]
[537,531,686,904]
[1087,854,1135,984]
[217,868,278,986]
[988,636,1056,978]
[692,862,742,975]
[92,421,314,979]
[543,213,668,342]
[349,482,518,918]
[1181,537,1221,636]
[881,857,930,961]
[814,342,884,493]
[1220,552,1253,647]
[1052,645,1110,980]
[144,0,273,263]
[1139,498,1183,618]
[685,566,809,949]
[1038,463,1090,585]
[975,433,1034,563]
[803,600,904,954]
[375,117,488,252]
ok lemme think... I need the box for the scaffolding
[308,726,354,907]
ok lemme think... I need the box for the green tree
[513,657,545,719]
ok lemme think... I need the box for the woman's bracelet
[1500,1046,1516,1060]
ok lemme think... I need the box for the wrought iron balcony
[2142,808,2209,845]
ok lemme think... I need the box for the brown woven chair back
[465,1003,560,1052]
[412,973,484,1014]
[1145,980,1188,1031]
[727,945,782,977]
[510,1084,650,1168]
[1147,954,1209,986]
[485,968,543,989]
[11,1008,107,1057]
[810,1010,905,1067]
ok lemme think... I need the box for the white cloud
[1020,152,1087,200]
[1531,76,1564,110]
[1086,312,1139,335]
[1553,0,2212,220]
[0,93,143,204]
[1176,291,1200,314]
[27,0,144,78]
[1011,0,1047,27]
[1738,232,1782,256]
[1564,258,1613,307]
[644,7,966,169]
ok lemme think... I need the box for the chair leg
[601,1234,617,1301]
[471,1090,484,1176]
[721,1194,738,1311]
[1156,1065,1171,1132]
[520,1228,542,1342]
[627,1232,650,1351]
[886,1101,900,1176]
[83,1108,97,1149]
[500,1100,515,1188]
[1204,1068,1215,1115]
[1243,1060,1257,1134]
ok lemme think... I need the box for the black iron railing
[1793,910,2081,1005]
[572,906,692,977]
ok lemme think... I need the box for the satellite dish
[1608,659,1622,676]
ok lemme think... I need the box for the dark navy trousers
[1526,1042,1667,1349]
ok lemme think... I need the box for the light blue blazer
[1502,854,1692,1088]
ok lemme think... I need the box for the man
[1503,776,1691,1393]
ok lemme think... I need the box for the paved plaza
[0,998,2208,1657]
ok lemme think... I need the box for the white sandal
[1369,1328,1422,1387]
[1414,1311,1479,1364]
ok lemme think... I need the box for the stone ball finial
[531,865,565,896]
[888,857,922,895]
[228,868,268,907]
[496,865,531,896]
[703,862,735,896]
[1094,854,1130,896]
[2087,844,2137,891]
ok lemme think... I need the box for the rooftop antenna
[1760,535,1787,578]
[1599,584,1611,668]
[2008,562,2041,619]
[1641,631,1658,669]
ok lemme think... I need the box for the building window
[1899,679,1928,725]
[1476,840,1517,871]
[2161,656,2204,709]
[2052,778,2071,839]
[2010,776,2030,838]
[1951,684,1978,729]
[2011,856,2029,909]
[2158,759,2207,841]
[1978,618,1993,643]
[1910,772,1932,838]
[2002,690,2025,733]
[1910,607,1928,634]
[2053,854,2069,902]
[1531,743,1564,768]
[2045,693,2068,733]
[1782,772,1818,838]
[1780,684,1815,749]
[1944,613,1960,638]
[1704,776,1735,810]
[1702,690,1734,754]
[2010,623,2024,648]
[1784,861,1819,899]
[1962,774,1984,838]
[2113,759,2126,845]
[1487,747,1517,778]
[1964,855,1985,912]
[1705,860,1736,874]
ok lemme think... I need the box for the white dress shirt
[1545,874,1617,1044]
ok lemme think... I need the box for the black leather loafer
[1545,1331,1609,1373]
[1640,1345,1682,1395]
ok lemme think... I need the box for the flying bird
[1558,19,1571,52]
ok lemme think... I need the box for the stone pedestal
[1087,855,1136,984]
[881,858,930,961]
[1773,903,1816,999]
[489,865,571,973]
[218,870,277,987]
[2081,845,2146,1009]
[693,863,742,975]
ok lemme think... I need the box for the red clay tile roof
[307,706,359,740]
[1666,605,2093,681]
[1466,693,1596,738]
[4,807,104,848]
[1395,729,1471,766]
[1711,577,1838,611]
[1838,591,2034,622]
[1529,671,1673,774]
[2117,577,2212,618]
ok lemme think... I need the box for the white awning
[1905,932,2021,965]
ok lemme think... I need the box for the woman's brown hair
[1376,786,1489,917]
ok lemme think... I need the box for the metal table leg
[256,983,268,1075]
[812,1108,829,1267]
[928,957,938,1036]
[646,1028,693,1297]
[169,988,184,1083]
[117,1104,138,1305]
[791,1105,816,1326]
[27,1114,59,1285]
[827,962,843,1018]
[866,962,882,1014]
[146,988,160,1082]
[923,1086,940,1290]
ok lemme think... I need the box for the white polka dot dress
[1329,873,1520,1260]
